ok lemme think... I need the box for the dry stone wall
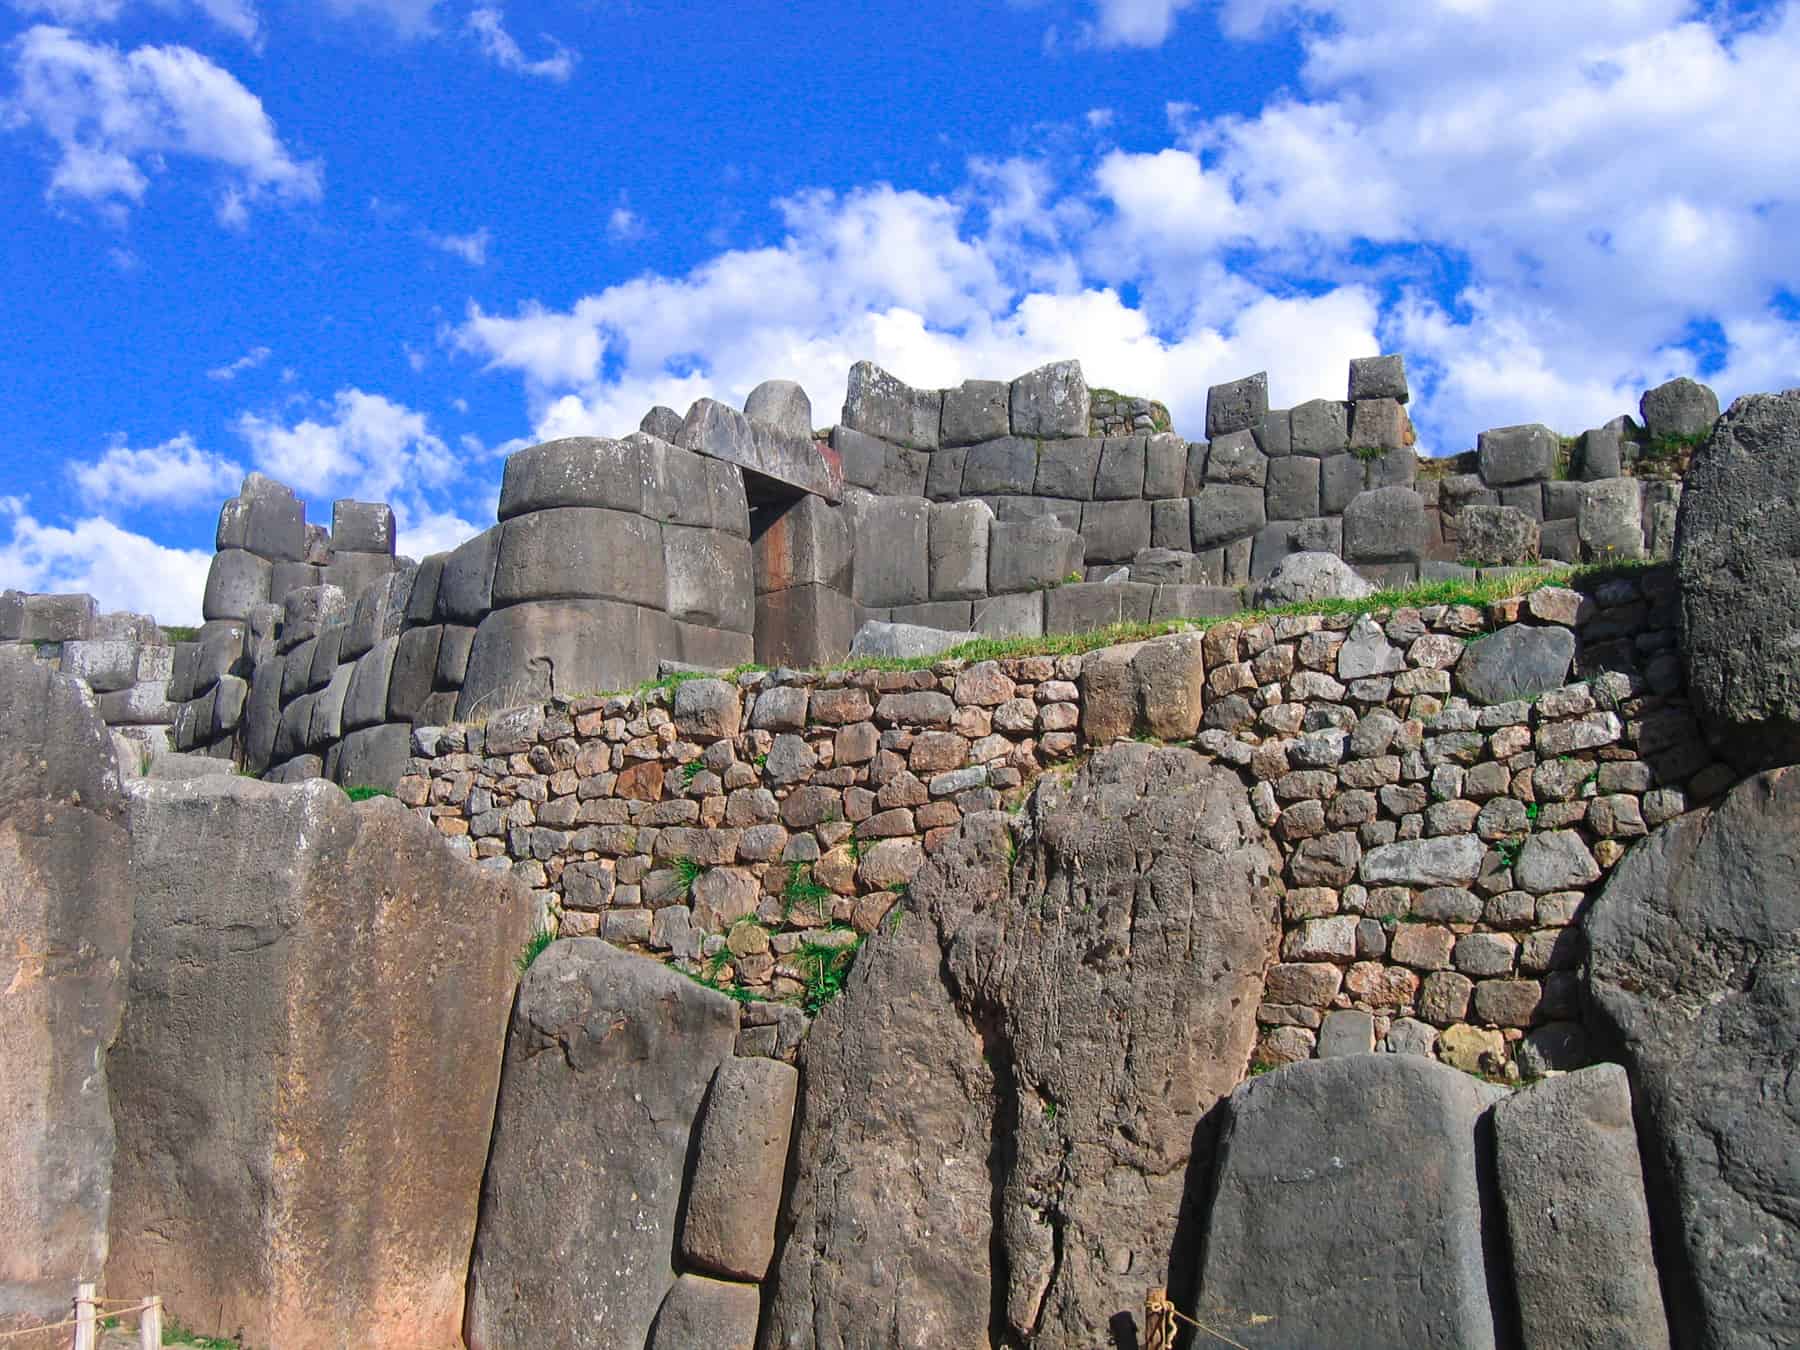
[405,560,1722,1080]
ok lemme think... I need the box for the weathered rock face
[1585,766,1800,1348]
[0,650,131,1339]
[1196,1055,1507,1349]
[106,778,535,1350]
[1250,550,1375,608]
[465,939,740,1350]
[1675,390,1800,770]
[767,744,1279,1348]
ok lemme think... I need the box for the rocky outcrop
[105,777,534,1349]
[1584,766,1800,1347]
[0,650,131,1340]
[1675,390,1800,769]
[767,743,1279,1347]
[464,939,740,1349]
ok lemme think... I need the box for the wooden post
[72,1283,96,1350]
[139,1297,162,1350]
[1144,1286,1177,1350]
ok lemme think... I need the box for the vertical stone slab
[465,940,739,1349]
[106,779,535,1350]
[0,651,131,1341]
[1493,1065,1671,1349]
[647,1275,761,1350]
[681,1057,798,1281]
[1196,1054,1506,1348]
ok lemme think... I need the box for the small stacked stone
[1089,390,1171,437]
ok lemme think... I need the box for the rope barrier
[1144,1287,1254,1350]
[0,1297,156,1342]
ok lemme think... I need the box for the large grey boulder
[466,940,740,1350]
[743,378,813,439]
[1578,477,1646,561]
[1675,390,1800,770]
[1492,1065,1670,1349]
[1191,483,1267,549]
[1206,371,1268,438]
[842,361,942,449]
[202,547,273,621]
[456,598,670,719]
[497,435,646,519]
[768,745,1278,1347]
[107,778,535,1348]
[989,517,1085,594]
[1342,485,1428,562]
[1251,551,1375,608]
[844,492,929,607]
[492,506,665,609]
[1478,424,1557,486]
[1010,359,1089,439]
[681,1056,798,1281]
[1584,766,1800,1347]
[1455,623,1576,705]
[1457,504,1540,565]
[0,650,131,1339]
[940,378,1010,446]
[928,498,994,601]
[1196,1055,1506,1348]
[848,620,970,660]
[330,498,396,554]
[1640,376,1720,441]
[663,525,755,632]
[1349,353,1408,403]
[216,472,306,562]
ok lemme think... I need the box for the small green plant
[1524,802,1540,822]
[781,862,832,923]
[516,925,556,975]
[1042,1100,1058,1121]
[753,751,769,770]
[797,936,861,1013]
[1063,570,1083,584]
[344,785,393,802]
[161,625,200,645]
[1352,443,1384,463]
[885,900,906,934]
[163,1321,240,1349]
[680,760,705,788]
[1494,837,1524,869]
[672,855,705,898]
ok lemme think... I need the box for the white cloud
[4,25,321,222]
[0,497,213,624]
[453,180,1381,443]
[69,432,244,507]
[1083,0,1198,47]
[206,344,270,380]
[426,225,490,264]
[465,7,576,81]
[234,387,452,503]
[9,0,260,42]
[607,205,644,242]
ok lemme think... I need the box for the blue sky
[2,0,1797,623]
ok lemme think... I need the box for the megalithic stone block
[678,399,843,501]
[492,506,666,610]
[465,940,739,1350]
[386,625,441,723]
[1206,371,1268,439]
[1009,359,1089,438]
[744,378,813,439]
[680,1056,798,1281]
[106,778,535,1348]
[1477,424,1557,486]
[498,436,648,519]
[203,549,273,622]
[241,653,284,775]
[664,525,755,633]
[929,499,995,602]
[939,379,1010,447]
[0,650,131,1337]
[988,518,1084,594]
[841,360,942,449]
[1196,1055,1505,1348]
[456,599,668,720]
[754,583,858,668]
[845,492,929,608]
[753,495,852,595]
[330,499,396,555]
[641,436,751,537]
[436,524,501,625]
[1348,353,1409,404]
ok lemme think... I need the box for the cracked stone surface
[765,743,1279,1348]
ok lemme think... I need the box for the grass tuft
[343,784,393,802]
[516,925,556,975]
[797,936,862,1014]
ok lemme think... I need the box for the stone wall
[0,592,176,765]
[406,561,1721,1079]
[87,351,1716,791]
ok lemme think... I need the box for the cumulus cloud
[465,7,576,81]
[3,25,321,222]
[453,179,1382,444]
[70,432,244,507]
[316,0,441,36]
[0,496,213,624]
[426,225,490,265]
